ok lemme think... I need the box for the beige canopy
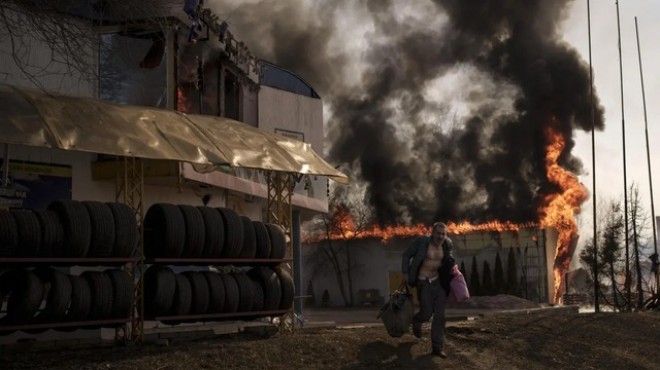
[0,83,348,184]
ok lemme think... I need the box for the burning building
[222,0,602,306]
[302,218,577,307]
[301,112,588,306]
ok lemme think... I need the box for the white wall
[258,85,328,210]
[258,86,324,152]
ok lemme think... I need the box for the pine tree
[506,248,519,296]
[470,255,481,296]
[494,252,505,294]
[306,280,316,307]
[321,289,330,307]
[482,260,493,295]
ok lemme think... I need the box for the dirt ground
[2,307,660,370]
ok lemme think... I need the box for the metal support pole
[219,65,226,117]
[634,17,659,293]
[587,0,600,313]
[115,156,145,342]
[166,25,178,111]
[615,0,632,310]
[2,144,9,187]
[197,56,204,114]
[266,171,294,332]
[292,209,303,319]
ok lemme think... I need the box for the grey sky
[563,0,659,247]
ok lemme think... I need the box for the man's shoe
[412,320,422,338]
[432,349,447,358]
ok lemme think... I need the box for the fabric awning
[0,83,348,184]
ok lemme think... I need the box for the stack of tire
[143,265,294,323]
[144,204,287,260]
[142,203,294,324]
[0,200,139,257]
[0,268,133,334]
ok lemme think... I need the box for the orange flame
[304,214,537,244]
[539,120,588,303]
[447,220,538,234]
[321,212,430,243]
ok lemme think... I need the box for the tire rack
[266,171,296,333]
[113,158,300,341]
[0,258,137,333]
[0,158,299,341]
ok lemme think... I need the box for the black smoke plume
[214,0,605,225]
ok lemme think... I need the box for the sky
[563,0,660,249]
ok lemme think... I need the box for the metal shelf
[145,258,292,265]
[150,309,289,322]
[0,318,130,332]
[0,257,140,266]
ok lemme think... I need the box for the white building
[0,2,334,222]
[0,1,342,342]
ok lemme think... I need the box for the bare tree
[627,183,655,309]
[579,238,606,303]
[0,0,179,89]
[580,199,627,310]
[303,189,373,307]
[580,190,657,311]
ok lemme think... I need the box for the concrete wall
[257,85,328,214]
[301,229,556,307]
[258,86,324,152]
[301,239,389,307]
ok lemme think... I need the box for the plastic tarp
[0,83,348,184]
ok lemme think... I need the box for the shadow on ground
[341,340,439,369]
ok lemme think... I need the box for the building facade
[0,3,330,220]
[301,228,558,307]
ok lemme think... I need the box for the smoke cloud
[214,0,605,225]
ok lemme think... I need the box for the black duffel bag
[377,283,414,337]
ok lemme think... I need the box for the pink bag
[449,265,470,303]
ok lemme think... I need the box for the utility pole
[615,0,631,310]
[634,17,658,294]
[587,0,600,312]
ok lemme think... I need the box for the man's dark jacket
[401,236,455,295]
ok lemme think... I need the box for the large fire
[305,205,539,244]
[538,120,588,303]
[304,119,587,305]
